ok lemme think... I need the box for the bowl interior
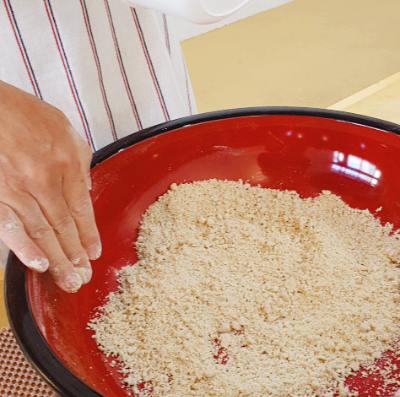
[25,114,400,396]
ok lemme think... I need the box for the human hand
[0,81,101,292]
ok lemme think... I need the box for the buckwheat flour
[89,180,400,397]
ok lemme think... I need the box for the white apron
[0,0,197,266]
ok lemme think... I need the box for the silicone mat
[0,327,57,396]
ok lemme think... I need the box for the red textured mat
[0,327,57,396]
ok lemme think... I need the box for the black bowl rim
[5,106,400,397]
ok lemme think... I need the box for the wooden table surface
[0,268,7,328]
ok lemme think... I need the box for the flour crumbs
[89,180,400,397]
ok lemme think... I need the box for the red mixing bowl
[5,107,400,397]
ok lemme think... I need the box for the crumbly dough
[89,180,400,397]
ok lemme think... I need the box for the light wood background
[0,269,7,328]
[182,0,400,113]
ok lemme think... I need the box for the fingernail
[87,242,102,260]
[86,173,92,191]
[28,257,49,273]
[76,263,92,284]
[64,272,83,293]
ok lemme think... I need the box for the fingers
[24,130,97,286]
[1,194,85,292]
[34,185,92,284]
[63,153,101,261]
[0,203,49,273]
[68,126,101,260]
[64,174,101,261]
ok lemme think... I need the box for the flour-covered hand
[0,81,101,292]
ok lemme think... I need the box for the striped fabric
[0,0,197,267]
[0,0,197,151]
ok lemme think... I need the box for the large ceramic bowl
[5,107,400,397]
